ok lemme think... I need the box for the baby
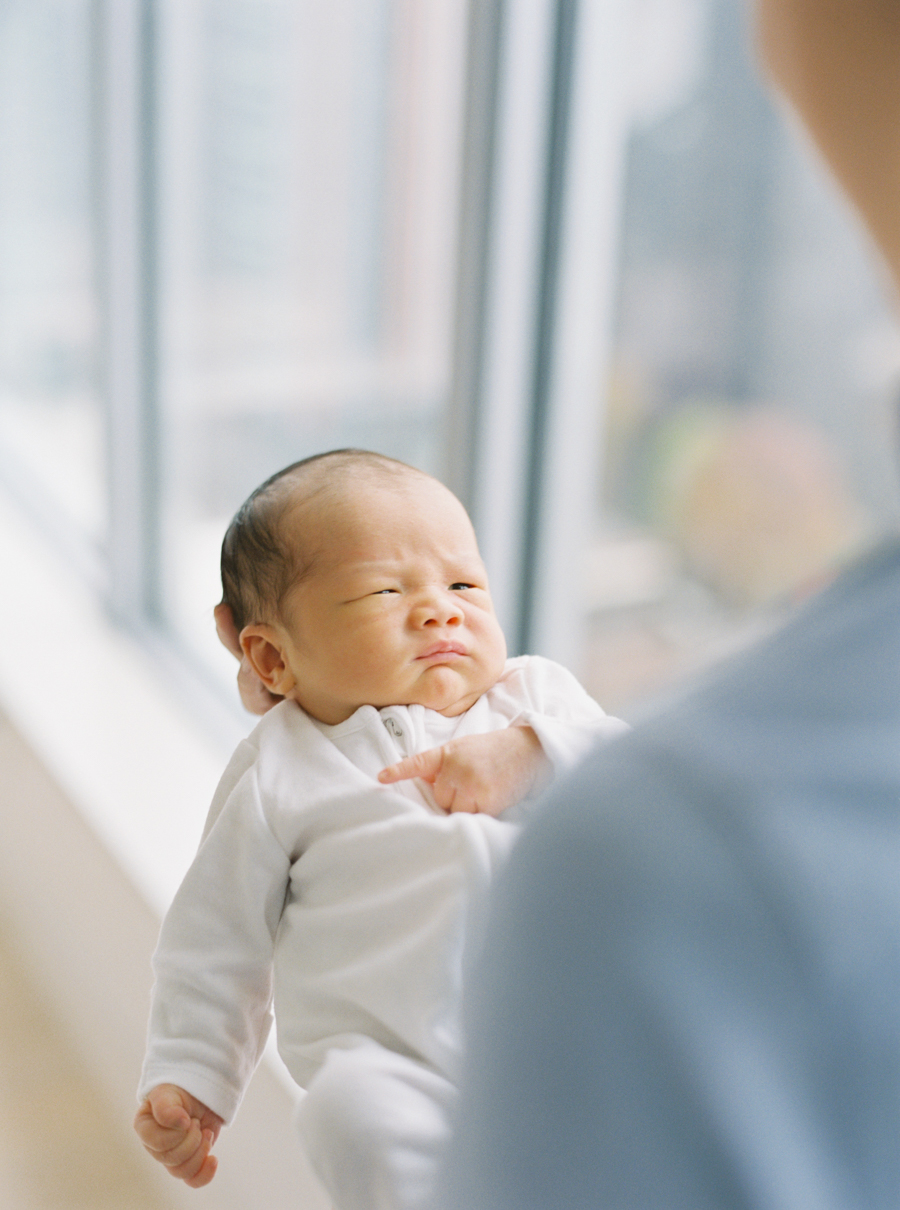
[134,449,626,1210]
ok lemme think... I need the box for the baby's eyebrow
[339,559,400,575]
[331,561,403,585]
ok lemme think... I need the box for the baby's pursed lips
[416,641,468,660]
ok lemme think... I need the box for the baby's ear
[240,625,296,697]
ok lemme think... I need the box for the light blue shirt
[438,538,900,1209]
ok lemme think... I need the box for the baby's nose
[415,589,463,626]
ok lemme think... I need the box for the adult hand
[214,601,282,715]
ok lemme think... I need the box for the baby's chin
[407,665,499,717]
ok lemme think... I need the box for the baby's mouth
[416,642,468,661]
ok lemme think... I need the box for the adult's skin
[215,602,281,716]
[434,1,900,1208]
[756,0,900,287]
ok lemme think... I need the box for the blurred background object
[645,402,864,608]
[2,0,900,1205]
[585,0,900,712]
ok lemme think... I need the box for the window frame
[14,0,632,715]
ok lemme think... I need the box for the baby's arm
[134,1084,224,1188]
[378,726,551,817]
[380,658,629,815]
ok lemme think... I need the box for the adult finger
[236,658,280,715]
[213,602,242,658]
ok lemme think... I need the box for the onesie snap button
[383,717,404,740]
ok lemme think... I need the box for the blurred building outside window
[581,0,900,714]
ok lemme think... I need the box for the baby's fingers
[139,1114,198,1162]
[134,1099,187,1154]
[135,1094,203,1162]
[157,1118,204,1167]
[442,789,480,813]
[145,1115,218,1186]
[169,1128,219,1188]
[379,747,443,786]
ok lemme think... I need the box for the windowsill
[0,492,231,916]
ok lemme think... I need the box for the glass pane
[154,0,468,687]
[586,0,900,713]
[0,0,103,547]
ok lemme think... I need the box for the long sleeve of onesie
[138,740,290,1121]
[491,655,629,774]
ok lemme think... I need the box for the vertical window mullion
[98,0,159,627]
[457,0,630,666]
[449,0,559,648]
[444,0,505,512]
[521,0,631,667]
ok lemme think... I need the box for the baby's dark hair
[220,448,425,632]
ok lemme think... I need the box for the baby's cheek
[354,639,406,687]
[481,630,508,679]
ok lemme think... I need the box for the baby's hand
[378,726,551,816]
[134,1084,224,1188]
[215,602,281,716]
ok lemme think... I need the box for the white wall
[0,494,331,1210]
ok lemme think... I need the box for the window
[3,0,896,725]
[581,0,900,712]
[0,0,103,577]
[151,0,469,687]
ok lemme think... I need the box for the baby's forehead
[280,473,477,564]
[293,470,456,521]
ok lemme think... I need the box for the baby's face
[271,477,507,724]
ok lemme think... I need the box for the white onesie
[138,655,626,1210]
